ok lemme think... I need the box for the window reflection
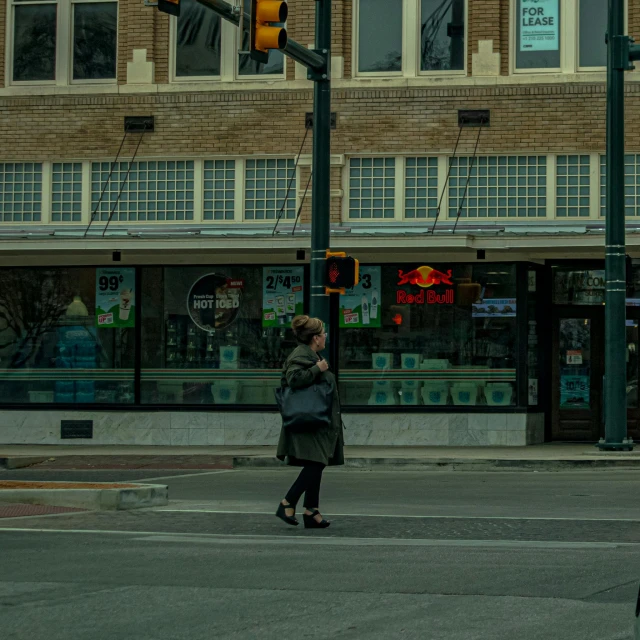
[13,3,57,82]
[0,268,135,404]
[176,0,221,77]
[141,266,296,405]
[420,0,465,71]
[358,0,402,72]
[339,264,517,407]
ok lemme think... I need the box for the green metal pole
[309,0,331,336]
[600,0,633,450]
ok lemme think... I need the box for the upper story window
[514,0,607,72]
[356,0,466,75]
[175,0,221,77]
[578,0,607,69]
[173,0,283,81]
[10,0,117,84]
[420,0,465,72]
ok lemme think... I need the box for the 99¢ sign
[263,267,304,328]
[95,268,135,328]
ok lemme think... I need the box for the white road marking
[152,508,640,523]
[0,527,635,550]
[134,470,237,482]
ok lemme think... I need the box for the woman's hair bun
[291,315,324,345]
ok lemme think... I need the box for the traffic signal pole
[308,0,331,330]
[600,0,640,450]
[194,0,332,335]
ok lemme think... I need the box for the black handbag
[275,381,334,433]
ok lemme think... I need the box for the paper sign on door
[566,350,583,365]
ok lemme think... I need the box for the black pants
[285,460,326,509]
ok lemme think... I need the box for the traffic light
[250,0,288,63]
[158,0,180,16]
[325,251,359,294]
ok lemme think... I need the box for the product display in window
[141,266,298,405]
[339,264,517,407]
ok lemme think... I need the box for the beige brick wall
[0,0,5,88]
[343,0,353,79]
[3,0,640,89]
[297,165,342,223]
[0,83,623,162]
[500,0,510,75]
[117,0,159,84]
[2,2,640,161]
[631,0,640,40]
[468,0,501,76]
[154,11,171,84]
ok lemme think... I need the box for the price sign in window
[262,267,304,328]
[95,268,135,328]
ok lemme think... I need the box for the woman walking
[275,315,344,529]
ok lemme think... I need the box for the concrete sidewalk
[2,443,640,471]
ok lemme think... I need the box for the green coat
[276,344,345,467]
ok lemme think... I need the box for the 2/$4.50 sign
[187,273,244,332]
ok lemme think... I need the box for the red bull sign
[396,266,455,305]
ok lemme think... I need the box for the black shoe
[276,502,298,526]
[303,509,331,529]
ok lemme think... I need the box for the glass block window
[448,156,547,218]
[600,154,640,217]
[244,158,296,221]
[405,157,438,219]
[91,161,195,222]
[0,163,42,222]
[204,160,235,221]
[348,157,395,219]
[52,162,82,222]
[556,155,590,218]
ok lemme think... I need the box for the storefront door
[552,308,604,441]
[552,306,640,441]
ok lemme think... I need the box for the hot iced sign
[187,273,244,331]
[396,266,455,305]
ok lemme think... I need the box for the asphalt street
[1,468,639,639]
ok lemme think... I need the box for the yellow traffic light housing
[250,0,288,63]
[325,251,360,294]
[158,0,180,17]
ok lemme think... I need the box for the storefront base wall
[0,411,545,447]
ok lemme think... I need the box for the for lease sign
[520,0,559,52]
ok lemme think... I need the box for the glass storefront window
[140,266,298,405]
[0,267,135,404]
[338,264,517,407]
[552,267,605,305]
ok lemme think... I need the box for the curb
[232,456,640,471]
[0,482,168,510]
[0,456,49,470]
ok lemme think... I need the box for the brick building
[0,0,636,447]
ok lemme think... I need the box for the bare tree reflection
[0,270,71,368]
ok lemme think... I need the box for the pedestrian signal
[325,251,359,294]
[158,0,180,17]
[250,0,288,63]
